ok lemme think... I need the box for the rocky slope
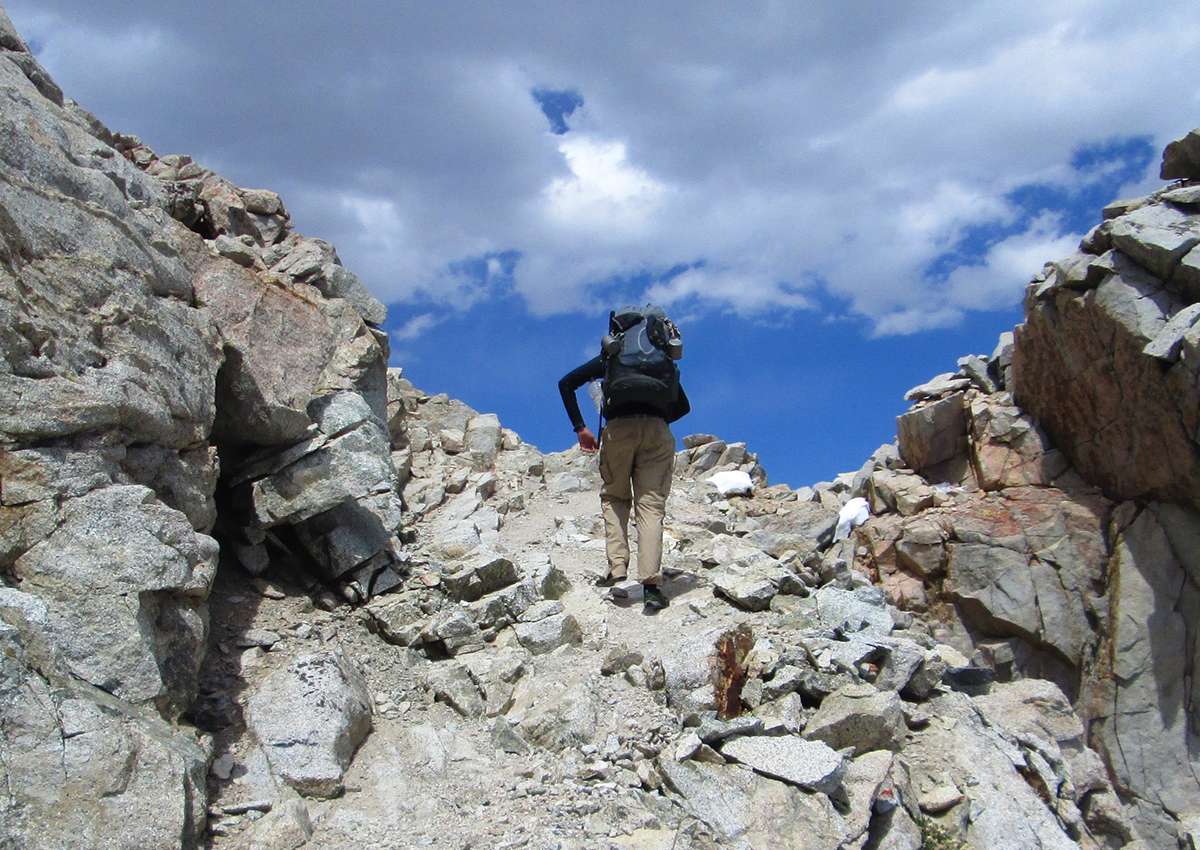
[1,6,1199,849]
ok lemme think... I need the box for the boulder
[440,549,519,602]
[661,626,729,715]
[422,662,486,718]
[712,565,791,611]
[868,469,935,516]
[967,395,1068,490]
[1109,202,1200,280]
[513,612,583,655]
[901,689,1090,850]
[244,651,372,798]
[945,542,1042,640]
[511,676,598,751]
[896,392,967,472]
[1161,127,1200,180]
[811,586,894,637]
[805,684,905,755]
[656,757,848,850]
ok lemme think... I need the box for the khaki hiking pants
[598,416,676,584]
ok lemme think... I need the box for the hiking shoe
[595,573,625,588]
[642,584,669,609]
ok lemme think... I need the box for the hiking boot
[642,584,669,609]
[595,572,625,588]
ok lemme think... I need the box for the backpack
[600,305,682,417]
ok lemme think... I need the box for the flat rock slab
[719,734,845,794]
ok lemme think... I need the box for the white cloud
[542,135,670,237]
[944,216,1082,311]
[645,267,814,316]
[391,312,444,342]
[16,0,1200,336]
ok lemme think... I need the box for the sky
[8,1,1200,488]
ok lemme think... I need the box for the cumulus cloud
[542,135,670,237]
[13,0,1200,336]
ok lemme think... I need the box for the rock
[718,734,845,794]
[197,264,333,447]
[468,578,538,632]
[868,469,935,516]
[490,718,532,755]
[513,612,583,655]
[745,502,839,559]
[958,353,997,394]
[0,627,210,850]
[423,661,486,718]
[711,565,789,611]
[236,629,281,649]
[1142,301,1200,361]
[752,692,806,735]
[657,757,848,849]
[840,750,896,845]
[805,684,905,755]
[1109,203,1200,280]
[871,637,927,692]
[918,783,964,814]
[903,373,971,401]
[440,549,519,602]
[1016,240,1200,507]
[811,586,894,637]
[1161,127,1200,179]
[896,392,968,472]
[1085,504,1200,848]
[968,395,1068,490]
[420,608,485,655]
[231,403,398,532]
[244,651,372,797]
[12,485,218,714]
[511,676,598,751]
[945,542,1041,640]
[695,714,766,744]
[990,331,1016,390]
[464,413,503,471]
[601,643,645,675]
[230,790,313,850]
[293,490,404,582]
[902,650,950,701]
[901,689,1086,850]
[363,593,426,646]
[674,731,725,764]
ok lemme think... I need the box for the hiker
[558,306,690,611]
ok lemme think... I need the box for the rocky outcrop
[0,6,399,846]
[852,127,1200,848]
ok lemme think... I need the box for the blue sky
[9,1,1199,487]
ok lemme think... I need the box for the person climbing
[558,306,690,611]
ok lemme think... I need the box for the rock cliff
[1,7,1198,849]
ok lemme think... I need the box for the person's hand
[576,427,599,453]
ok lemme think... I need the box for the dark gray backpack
[600,305,682,416]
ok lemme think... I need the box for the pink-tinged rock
[1015,244,1200,509]
[968,395,1068,490]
